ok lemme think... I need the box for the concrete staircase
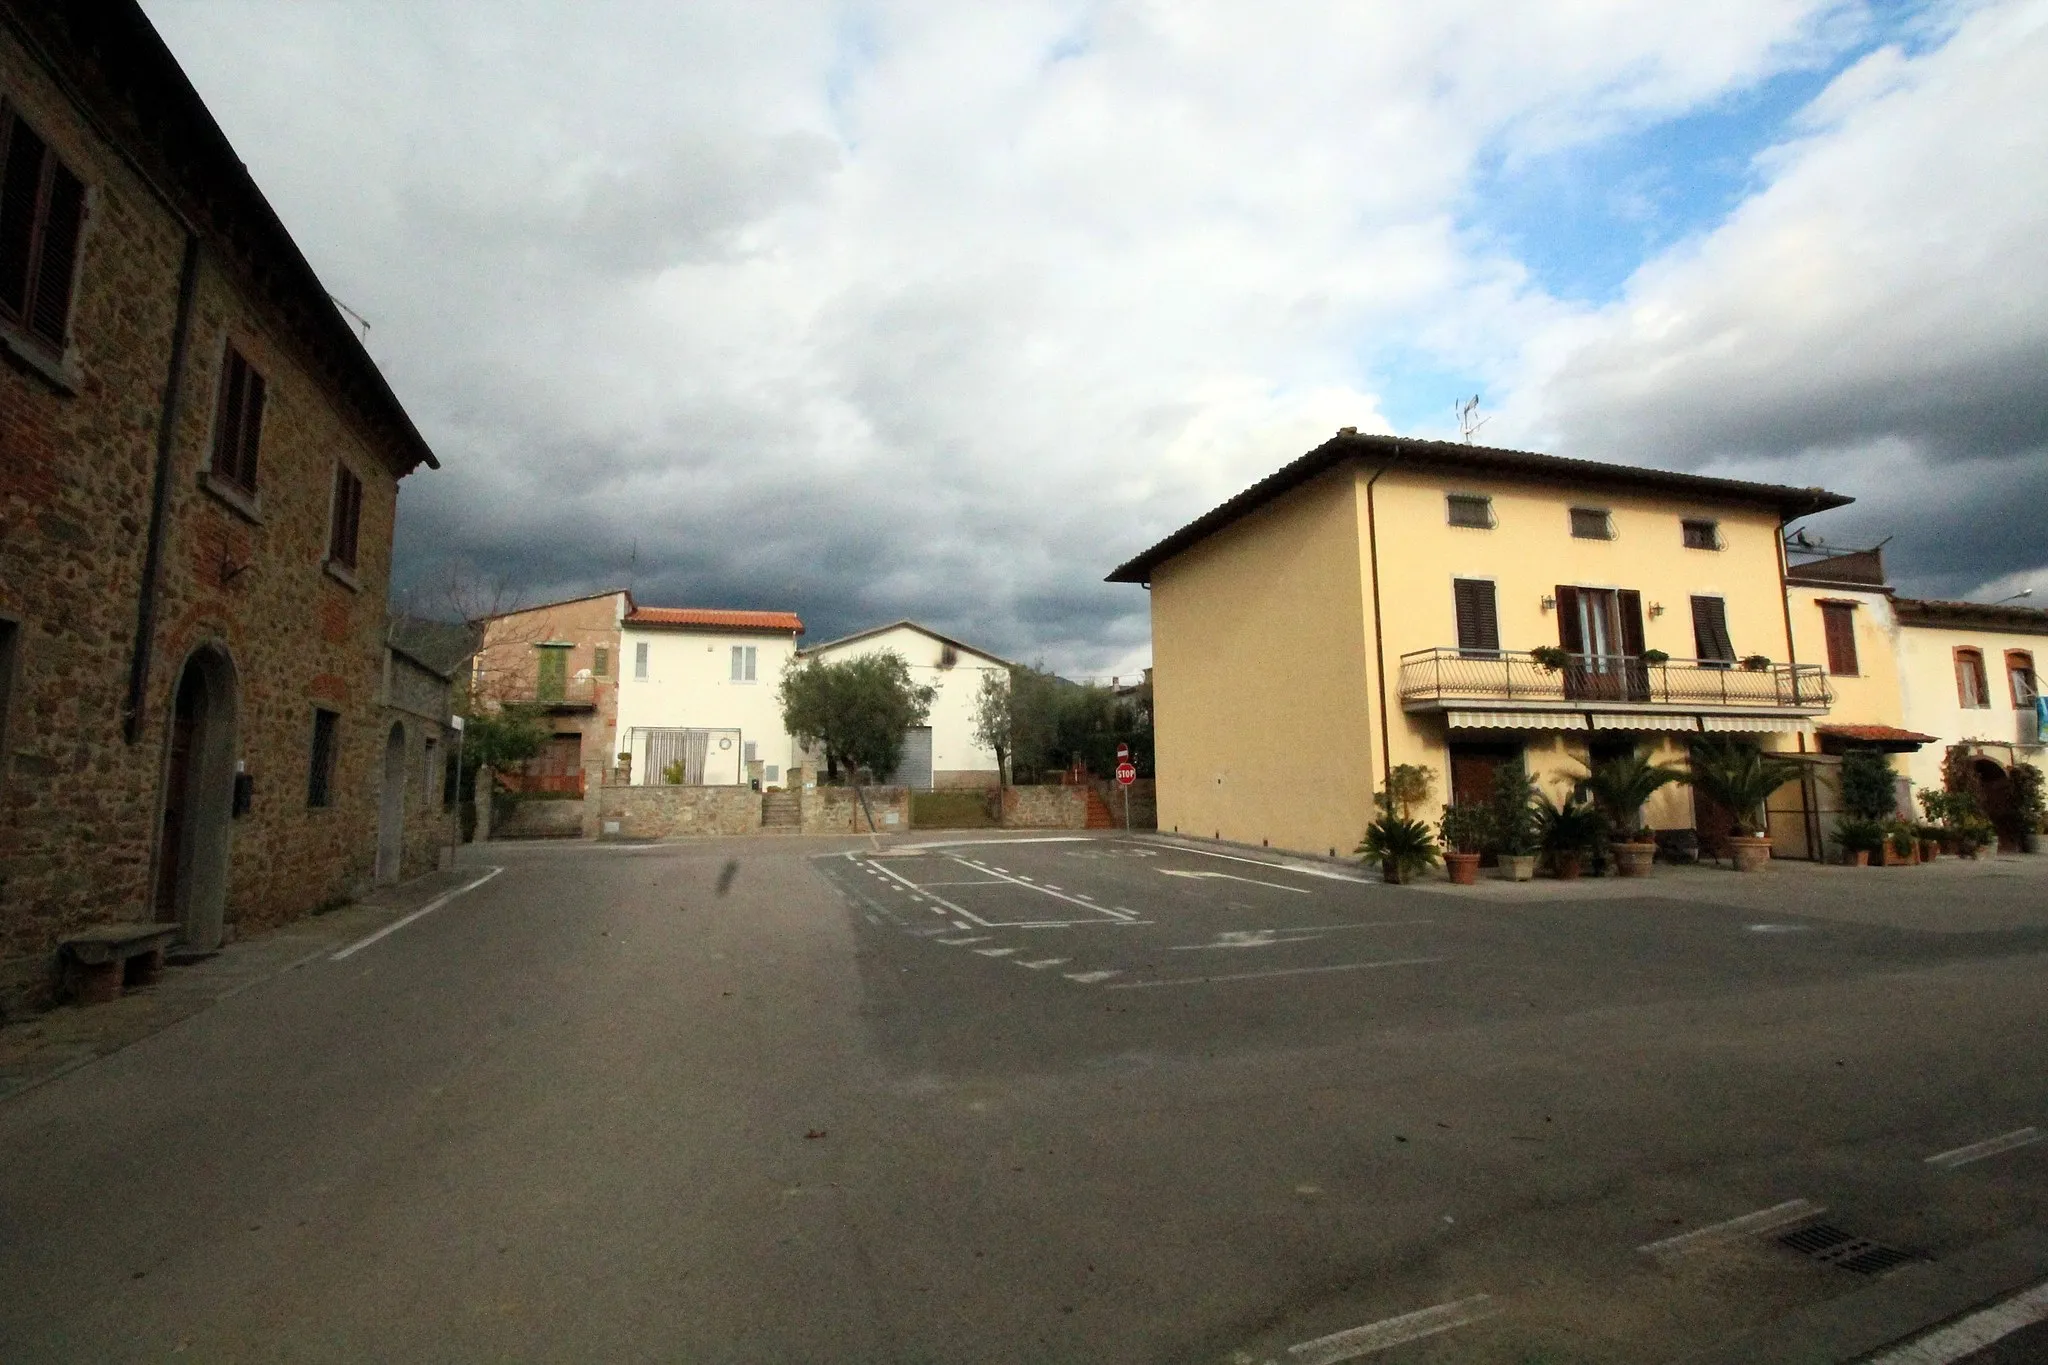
[761,790,802,832]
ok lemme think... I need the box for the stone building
[471,590,630,794]
[0,1,438,1009]
[379,618,480,881]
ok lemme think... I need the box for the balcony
[490,676,601,711]
[1399,648,1831,730]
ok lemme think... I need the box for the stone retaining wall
[802,786,909,834]
[599,785,762,839]
[1000,785,1090,829]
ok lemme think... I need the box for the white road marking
[953,920,974,930]
[910,880,1011,888]
[937,935,991,945]
[1635,1199,1823,1259]
[331,867,504,960]
[975,947,1017,957]
[1864,1279,2048,1365]
[946,856,1137,921]
[864,859,995,927]
[894,837,1094,850]
[1145,841,1374,884]
[1107,957,1445,990]
[1064,969,1122,983]
[1283,1293,1500,1363]
[1018,958,1069,969]
[1159,868,1312,894]
[1925,1127,2044,1169]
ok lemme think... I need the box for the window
[1452,578,1500,655]
[1681,519,1721,550]
[744,740,758,763]
[1691,596,1734,665]
[210,345,267,493]
[307,708,340,807]
[536,645,568,702]
[730,645,756,681]
[1819,601,1859,676]
[327,463,363,569]
[765,764,780,783]
[593,646,609,677]
[0,104,87,354]
[1569,507,1613,540]
[2004,651,2035,708]
[422,737,437,797]
[634,642,649,679]
[1446,494,1494,529]
[1954,648,1989,708]
[0,617,17,798]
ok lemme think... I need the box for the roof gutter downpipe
[1365,465,1393,792]
[124,232,203,745]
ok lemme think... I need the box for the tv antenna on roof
[329,294,371,343]
[1455,394,1489,445]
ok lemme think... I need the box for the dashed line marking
[937,935,992,946]
[1018,958,1069,969]
[1636,1199,1823,1259]
[1064,969,1122,984]
[1926,1127,2043,1169]
[975,947,1017,957]
[1282,1293,1500,1363]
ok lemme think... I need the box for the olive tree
[779,651,936,783]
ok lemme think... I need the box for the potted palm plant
[1683,739,1803,871]
[1584,751,1687,877]
[1438,804,1492,885]
[1537,792,1603,879]
[1358,793,1440,885]
[1488,760,1541,880]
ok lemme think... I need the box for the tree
[779,651,935,783]
[459,702,549,776]
[1002,665,1154,783]
[970,669,1014,786]
[1837,749,1897,821]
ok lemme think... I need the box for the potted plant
[1583,751,1688,878]
[1913,822,1943,861]
[1358,793,1441,884]
[1880,820,1919,866]
[1683,739,1803,872]
[1438,803,1492,885]
[1640,648,1670,667]
[1488,760,1541,881]
[1530,646,1571,673]
[1740,654,1773,672]
[1537,792,1603,879]
[1833,817,1884,867]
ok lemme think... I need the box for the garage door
[887,726,933,790]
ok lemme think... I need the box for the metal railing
[494,676,600,709]
[1398,648,1832,710]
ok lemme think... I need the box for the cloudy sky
[141,0,2048,674]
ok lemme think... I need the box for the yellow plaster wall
[1361,467,1803,810]
[1150,469,1375,856]
[1894,622,2047,793]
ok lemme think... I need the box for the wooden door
[536,646,567,702]
[154,674,200,920]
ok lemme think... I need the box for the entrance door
[1450,741,1519,867]
[1976,758,2021,853]
[376,722,406,882]
[155,649,238,950]
[155,671,200,920]
[536,645,568,703]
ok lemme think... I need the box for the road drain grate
[1776,1224,1921,1275]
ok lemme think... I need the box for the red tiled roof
[1817,724,1939,744]
[626,607,803,634]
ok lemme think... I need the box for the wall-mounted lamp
[1648,601,1665,618]
[1540,595,1557,612]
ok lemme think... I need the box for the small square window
[1569,507,1613,540]
[730,645,756,681]
[1682,518,1721,550]
[1446,494,1494,529]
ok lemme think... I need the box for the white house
[801,621,1014,788]
[614,608,805,786]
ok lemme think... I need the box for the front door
[536,645,568,703]
[154,671,200,920]
[1976,759,2021,853]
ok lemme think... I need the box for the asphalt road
[2,833,2045,1363]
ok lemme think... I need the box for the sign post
[1114,743,1135,830]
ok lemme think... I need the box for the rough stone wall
[1000,785,1090,829]
[801,786,910,834]
[600,784,763,839]
[384,654,458,877]
[1090,777,1158,831]
[0,28,425,1001]
[473,593,622,778]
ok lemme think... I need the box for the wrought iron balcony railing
[1398,648,1832,711]
[486,676,601,710]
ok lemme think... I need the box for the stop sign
[1115,761,1137,786]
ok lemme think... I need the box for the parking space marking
[938,855,1138,922]
[1926,1126,2043,1169]
[937,935,992,945]
[1145,841,1375,884]
[1282,1293,1500,1363]
[1635,1199,1823,1260]
[1159,868,1312,894]
[862,859,996,927]
[1865,1278,2048,1365]
[1106,957,1445,990]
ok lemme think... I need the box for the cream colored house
[614,608,805,787]
[800,621,1013,788]
[1108,432,1849,860]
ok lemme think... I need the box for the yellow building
[1107,432,1849,860]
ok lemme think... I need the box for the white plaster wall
[1895,622,2046,791]
[807,625,1006,778]
[615,627,801,782]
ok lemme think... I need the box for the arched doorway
[1974,758,2020,853]
[376,720,407,882]
[155,647,238,950]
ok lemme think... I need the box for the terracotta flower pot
[1920,840,1939,862]
[1445,851,1481,886]
[1612,841,1657,878]
[1381,861,1404,885]
[1849,849,1870,867]
[1551,852,1583,880]
[1497,853,1537,882]
[1727,835,1773,872]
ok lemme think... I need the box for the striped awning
[1446,710,1587,730]
[1699,715,1813,734]
[1589,714,1702,731]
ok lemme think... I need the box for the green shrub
[1838,749,1897,821]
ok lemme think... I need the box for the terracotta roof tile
[1816,724,1939,744]
[626,607,804,634]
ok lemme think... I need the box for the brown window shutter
[26,161,83,346]
[1617,590,1646,655]
[1820,603,1859,675]
[1555,586,1583,653]
[237,368,266,489]
[0,111,44,320]
[346,472,363,565]
[328,465,347,561]
[1454,579,1499,653]
[1691,596,1733,661]
[213,349,246,480]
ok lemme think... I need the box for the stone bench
[59,924,181,1004]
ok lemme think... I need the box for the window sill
[322,557,361,593]
[0,320,82,395]
[199,470,265,525]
